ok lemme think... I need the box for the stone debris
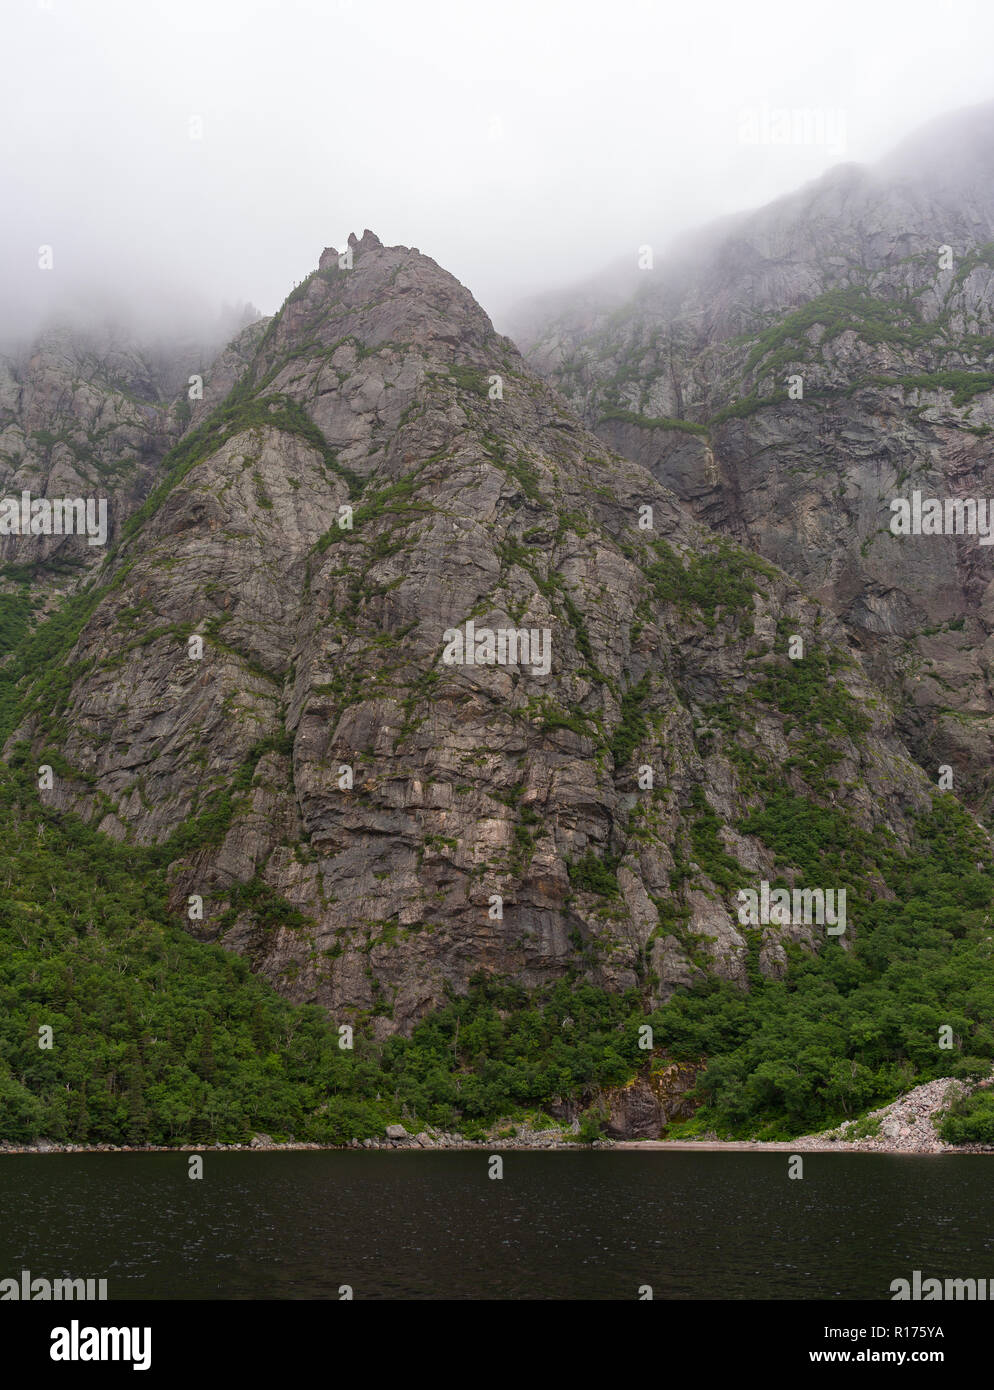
[797,1078,969,1153]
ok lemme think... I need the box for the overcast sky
[3,0,994,342]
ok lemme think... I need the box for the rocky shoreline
[618,1078,994,1154]
[4,1078,990,1156]
[0,1123,598,1156]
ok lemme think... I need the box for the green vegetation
[661,796,994,1138]
[0,589,36,657]
[0,754,366,1146]
[753,637,870,746]
[0,585,105,741]
[940,1088,994,1145]
[868,370,994,406]
[644,538,775,629]
[708,393,782,425]
[567,850,621,897]
[610,675,650,766]
[686,786,744,894]
[598,407,707,435]
[845,1112,882,1140]
[442,365,490,398]
[743,287,938,381]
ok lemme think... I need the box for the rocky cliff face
[2,228,954,1038]
[0,310,264,599]
[0,326,183,588]
[515,102,994,815]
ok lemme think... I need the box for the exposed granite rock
[601,1059,703,1139]
[515,102,994,814]
[0,325,182,584]
[3,231,959,1038]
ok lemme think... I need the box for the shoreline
[5,1077,989,1157]
[611,1139,986,1153]
[3,1138,993,1156]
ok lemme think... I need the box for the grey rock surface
[514,102,994,812]
[3,230,957,1036]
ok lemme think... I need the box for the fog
[3,0,994,347]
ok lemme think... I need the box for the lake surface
[1,1150,993,1299]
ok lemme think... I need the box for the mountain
[0,227,944,1034]
[512,100,994,814]
[3,210,994,1147]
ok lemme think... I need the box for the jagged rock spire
[348,229,383,251]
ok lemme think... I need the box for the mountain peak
[318,230,384,271]
[348,228,383,251]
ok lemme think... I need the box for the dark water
[2,1151,993,1299]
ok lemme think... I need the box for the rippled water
[1,1150,993,1299]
